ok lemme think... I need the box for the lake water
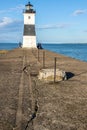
[0,43,87,62]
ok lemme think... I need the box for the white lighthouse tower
[22,1,37,48]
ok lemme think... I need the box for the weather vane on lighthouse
[22,1,37,48]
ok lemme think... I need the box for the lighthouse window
[28,16,31,19]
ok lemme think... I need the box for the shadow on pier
[66,72,75,79]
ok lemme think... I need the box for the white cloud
[0,17,13,27]
[9,4,24,12]
[37,23,70,29]
[0,17,23,42]
[72,9,87,16]
[0,4,24,14]
[84,30,87,32]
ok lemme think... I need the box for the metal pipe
[54,57,57,83]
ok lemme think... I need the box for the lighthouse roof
[24,1,36,13]
[25,2,33,7]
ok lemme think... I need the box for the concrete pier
[0,48,87,130]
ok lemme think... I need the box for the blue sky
[0,0,87,43]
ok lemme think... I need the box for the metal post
[38,49,39,61]
[43,51,45,68]
[54,57,57,83]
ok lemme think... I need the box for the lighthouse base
[22,36,37,48]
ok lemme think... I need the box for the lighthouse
[22,1,37,48]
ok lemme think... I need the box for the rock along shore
[0,48,87,130]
